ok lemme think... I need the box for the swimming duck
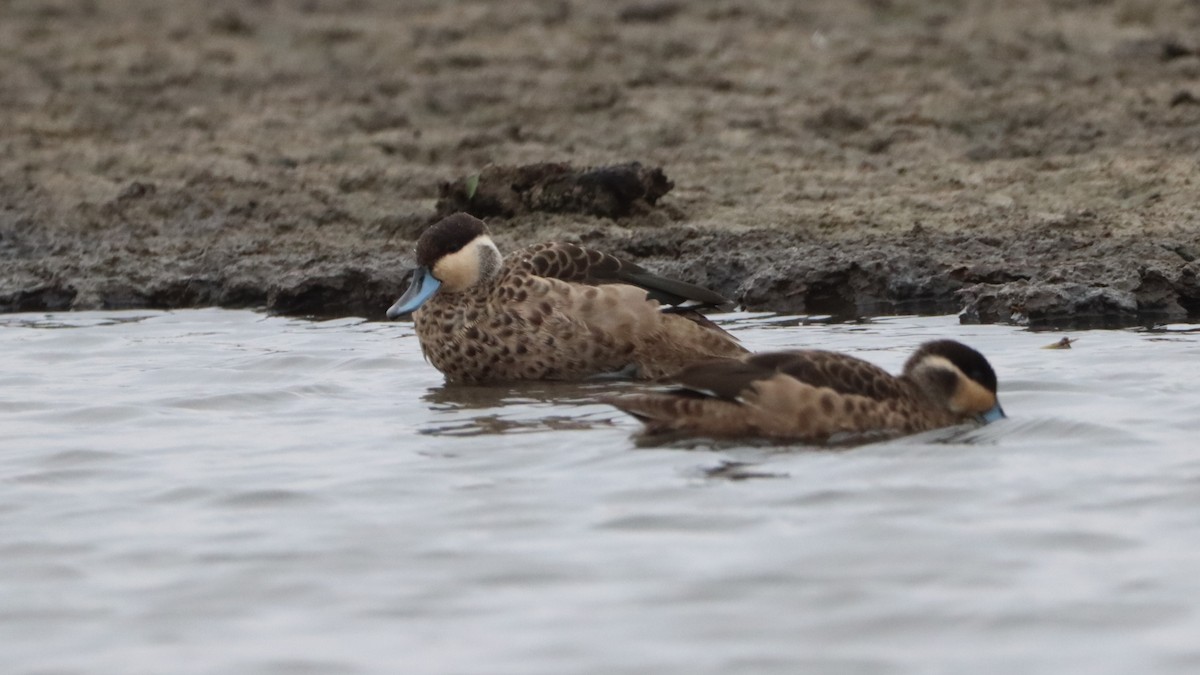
[604,339,1004,442]
[386,213,748,383]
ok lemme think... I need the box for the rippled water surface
[3,309,1200,675]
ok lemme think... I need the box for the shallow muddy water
[2,309,1199,675]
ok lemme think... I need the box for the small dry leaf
[1042,337,1077,350]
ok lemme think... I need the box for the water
[2,309,1199,675]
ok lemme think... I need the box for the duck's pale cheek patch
[950,378,998,415]
[432,247,481,292]
[431,235,497,292]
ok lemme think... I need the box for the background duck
[387,213,748,383]
[605,339,1004,443]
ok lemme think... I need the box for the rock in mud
[435,162,674,220]
[957,282,1142,328]
[268,265,412,319]
[957,262,1194,328]
[611,226,1200,329]
[0,284,77,313]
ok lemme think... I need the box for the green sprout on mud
[465,174,480,200]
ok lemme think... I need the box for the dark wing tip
[619,268,735,309]
[520,242,736,309]
[669,357,775,401]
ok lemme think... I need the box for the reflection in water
[0,312,156,330]
[420,380,637,410]
[700,460,790,482]
[419,413,615,437]
[418,380,637,436]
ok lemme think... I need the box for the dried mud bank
[6,182,1196,329]
[620,221,1200,329]
[3,1,1200,329]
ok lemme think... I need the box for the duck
[604,339,1005,442]
[386,212,748,383]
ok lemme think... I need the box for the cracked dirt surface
[3,0,1200,327]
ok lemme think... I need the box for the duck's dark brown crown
[416,213,488,268]
[905,339,998,393]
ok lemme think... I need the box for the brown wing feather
[745,351,907,401]
[667,358,778,401]
[514,242,733,309]
[601,392,748,436]
[665,350,906,403]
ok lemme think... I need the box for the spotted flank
[386,212,748,383]
[604,340,1004,443]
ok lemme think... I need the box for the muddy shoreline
[3,1,1200,328]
